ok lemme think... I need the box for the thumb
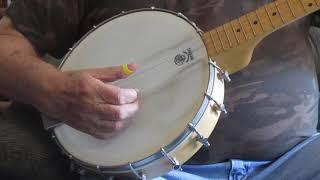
[83,63,137,82]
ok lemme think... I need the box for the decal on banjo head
[174,48,194,66]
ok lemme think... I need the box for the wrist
[30,69,66,112]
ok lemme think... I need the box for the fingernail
[128,63,138,71]
[122,64,134,75]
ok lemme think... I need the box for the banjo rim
[52,7,218,175]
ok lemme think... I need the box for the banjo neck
[203,0,320,74]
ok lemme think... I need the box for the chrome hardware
[121,11,126,14]
[93,25,97,29]
[209,59,231,82]
[205,93,228,114]
[69,48,73,51]
[96,165,103,173]
[51,135,56,139]
[160,148,182,171]
[192,22,204,35]
[150,6,156,10]
[129,163,147,180]
[177,12,189,20]
[188,123,210,148]
[78,168,86,176]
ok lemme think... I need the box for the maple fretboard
[203,0,320,73]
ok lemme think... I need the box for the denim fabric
[153,160,270,180]
[154,133,320,180]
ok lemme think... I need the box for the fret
[223,25,233,47]
[203,33,217,55]
[230,19,246,43]
[256,9,267,32]
[224,23,239,46]
[300,0,318,12]
[247,12,264,35]
[290,0,307,16]
[265,2,284,27]
[230,21,241,44]
[216,27,230,50]
[246,14,257,35]
[209,30,224,52]
[257,7,274,31]
[275,1,287,23]
[238,18,248,39]
[208,31,220,54]
[239,16,255,39]
[203,0,320,63]
[286,0,297,17]
[276,0,295,22]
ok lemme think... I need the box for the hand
[37,64,139,139]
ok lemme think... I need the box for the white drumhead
[54,10,209,167]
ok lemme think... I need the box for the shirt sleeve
[5,0,85,58]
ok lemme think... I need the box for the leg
[0,103,79,180]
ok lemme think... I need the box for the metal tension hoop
[129,163,147,180]
[209,59,231,83]
[161,148,182,171]
[188,123,210,147]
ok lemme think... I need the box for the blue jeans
[154,133,320,180]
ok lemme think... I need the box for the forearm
[0,52,61,107]
[0,17,63,108]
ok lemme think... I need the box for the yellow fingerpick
[122,64,134,75]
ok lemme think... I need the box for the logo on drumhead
[174,48,194,66]
[174,54,186,66]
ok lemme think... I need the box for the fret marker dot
[236,29,241,32]
[272,12,277,16]
[308,3,313,7]
[253,21,258,25]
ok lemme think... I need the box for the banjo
[50,0,320,179]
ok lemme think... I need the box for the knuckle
[109,121,124,132]
[78,82,91,97]
[111,107,121,120]
[114,87,123,104]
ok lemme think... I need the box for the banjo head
[53,8,224,178]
